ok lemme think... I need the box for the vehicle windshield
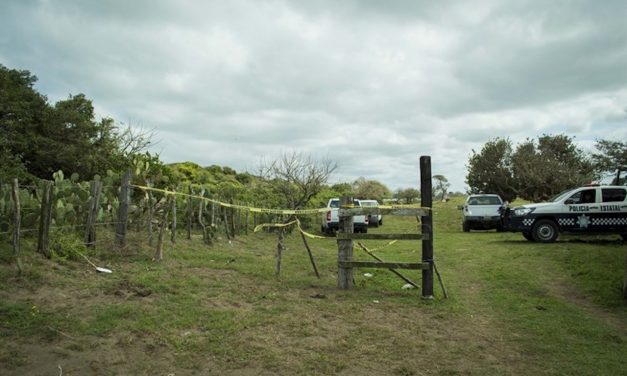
[467,196,502,205]
[549,188,577,203]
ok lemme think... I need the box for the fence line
[2,171,445,296]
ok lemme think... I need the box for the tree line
[466,135,627,202]
[0,64,163,184]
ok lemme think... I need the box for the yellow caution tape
[367,239,398,252]
[253,220,298,233]
[251,218,329,240]
[131,184,328,215]
[295,218,328,239]
[131,184,431,216]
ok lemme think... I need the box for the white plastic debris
[401,283,416,290]
[372,300,380,304]
[78,252,113,273]
[363,273,373,278]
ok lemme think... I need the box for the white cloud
[1,0,626,193]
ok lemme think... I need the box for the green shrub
[50,230,87,261]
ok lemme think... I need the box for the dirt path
[544,277,627,335]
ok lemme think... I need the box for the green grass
[0,198,625,375]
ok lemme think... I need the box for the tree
[0,65,48,180]
[260,152,337,210]
[511,135,594,201]
[351,177,391,202]
[0,134,30,182]
[394,188,420,204]
[465,138,517,202]
[0,64,156,181]
[591,139,627,184]
[432,174,450,201]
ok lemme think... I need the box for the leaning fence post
[337,196,354,289]
[116,171,132,249]
[420,156,434,298]
[11,179,23,274]
[37,180,53,258]
[84,180,102,248]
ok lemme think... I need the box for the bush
[50,230,87,261]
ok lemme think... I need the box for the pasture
[1,197,626,375]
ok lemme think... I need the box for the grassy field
[1,197,626,375]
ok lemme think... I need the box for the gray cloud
[1,0,626,192]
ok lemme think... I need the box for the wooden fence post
[11,179,23,274]
[223,206,232,241]
[154,196,170,261]
[37,180,53,258]
[197,189,210,245]
[147,181,154,246]
[276,227,285,277]
[211,200,215,227]
[171,189,177,244]
[337,196,354,289]
[245,210,249,235]
[420,156,434,298]
[115,171,131,249]
[229,202,236,238]
[84,180,102,248]
[187,185,193,240]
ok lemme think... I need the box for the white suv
[502,185,627,243]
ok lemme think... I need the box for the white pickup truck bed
[320,198,368,234]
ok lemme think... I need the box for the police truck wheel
[531,219,558,243]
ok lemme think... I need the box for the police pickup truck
[501,185,627,243]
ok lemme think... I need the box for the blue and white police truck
[501,185,627,243]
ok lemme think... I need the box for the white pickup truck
[461,194,504,232]
[359,199,383,227]
[321,198,369,234]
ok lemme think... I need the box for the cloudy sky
[1,0,626,192]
